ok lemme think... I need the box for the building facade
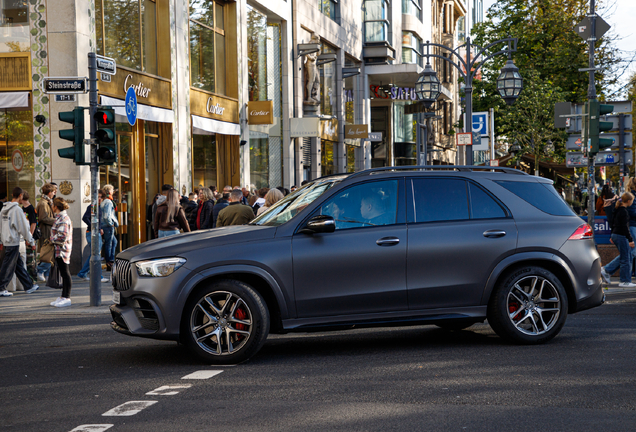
[0,0,476,268]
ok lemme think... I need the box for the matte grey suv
[110,166,604,364]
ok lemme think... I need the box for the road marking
[69,426,113,432]
[102,401,157,416]
[181,370,223,379]
[146,384,193,395]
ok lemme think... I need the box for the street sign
[55,94,76,102]
[566,150,633,167]
[125,86,138,126]
[575,15,610,41]
[490,159,499,167]
[456,132,472,146]
[100,73,111,83]
[472,112,488,135]
[566,133,632,150]
[11,149,24,172]
[368,132,383,142]
[43,77,87,94]
[95,54,116,75]
[554,102,572,129]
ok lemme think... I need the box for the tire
[435,321,478,331]
[182,279,270,364]
[487,266,568,344]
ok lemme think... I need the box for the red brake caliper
[234,307,247,340]
[509,303,521,321]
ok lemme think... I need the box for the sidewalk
[0,273,114,316]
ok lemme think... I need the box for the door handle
[483,230,506,238]
[376,237,400,246]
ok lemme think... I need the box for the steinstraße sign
[43,77,87,94]
[345,124,369,139]
[247,101,274,125]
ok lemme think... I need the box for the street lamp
[509,141,522,169]
[419,37,522,165]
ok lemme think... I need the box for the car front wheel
[488,266,568,344]
[182,280,270,364]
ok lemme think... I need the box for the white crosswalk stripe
[68,425,113,432]
[146,384,193,395]
[181,370,223,379]
[102,401,158,416]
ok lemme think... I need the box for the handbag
[33,225,42,241]
[39,240,54,264]
[46,261,63,289]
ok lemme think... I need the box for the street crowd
[0,181,291,308]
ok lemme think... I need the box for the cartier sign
[190,88,239,124]
[98,66,172,110]
[247,101,274,125]
[207,98,226,115]
[124,74,151,98]
[345,124,369,139]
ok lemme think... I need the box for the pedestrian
[19,191,38,283]
[257,188,284,216]
[100,184,118,270]
[252,188,269,215]
[216,189,255,227]
[0,187,39,297]
[212,192,230,228]
[49,198,73,307]
[602,177,636,280]
[601,192,636,288]
[77,189,108,283]
[152,184,173,229]
[36,183,56,281]
[198,187,216,229]
[601,184,619,229]
[183,192,199,231]
[240,186,250,205]
[154,189,191,237]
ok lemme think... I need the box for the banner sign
[247,100,274,125]
[291,117,320,137]
[344,124,369,139]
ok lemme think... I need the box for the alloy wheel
[506,276,561,336]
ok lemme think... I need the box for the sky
[480,0,636,97]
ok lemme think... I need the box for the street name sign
[43,77,87,94]
[566,150,633,168]
[96,55,116,75]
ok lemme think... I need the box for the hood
[156,195,166,206]
[117,224,276,262]
[1,201,18,216]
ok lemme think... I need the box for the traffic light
[58,107,86,164]
[589,99,615,155]
[94,107,117,165]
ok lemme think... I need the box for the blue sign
[581,216,610,244]
[472,112,488,136]
[125,86,137,126]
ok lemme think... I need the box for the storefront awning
[100,95,174,123]
[0,92,29,109]
[192,115,240,136]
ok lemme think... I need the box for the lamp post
[509,141,522,170]
[419,37,522,165]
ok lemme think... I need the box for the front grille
[132,298,159,332]
[113,258,133,291]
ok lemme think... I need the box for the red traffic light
[94,109,114,125]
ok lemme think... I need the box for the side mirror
[299,215,336,235]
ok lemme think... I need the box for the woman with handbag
[49,198,73,307]
[36,183,56,281]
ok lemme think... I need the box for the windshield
[251,179,342,226]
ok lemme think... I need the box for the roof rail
[346,165,529,180]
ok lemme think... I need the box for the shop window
[189,0,227,95]
[363,0,389,43]
[319,44,337,117]
[319,0,338,22]
[0,108,34,201]
[321,141,335,176]
[394,103,416,143]
[402,0,421,21]
[346,144,356,173]
[401,32,422,66]
[0,0,29,52]
[95,0,159,76]
[193,134,217,189]
[250,138,269,189]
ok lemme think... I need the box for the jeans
[604,226,636,276]
[158,229,179,238]
[37,261,51,277]
[606,234,632,283]
[56,257,72,299]
[0,245,35,292]
[77,232,102,279]
[102,226,117,263]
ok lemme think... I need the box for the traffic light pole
[586,0,597,231]
[88,52,101,306]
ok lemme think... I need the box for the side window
[412,178,469,223]
[469,182,507,219]
[317,180,399,230]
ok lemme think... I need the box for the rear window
[495,180,575,216]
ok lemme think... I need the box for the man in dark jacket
[216,190,254,227]
[212,192,230,228]
[183,193,199,231]
[77,190,107,282]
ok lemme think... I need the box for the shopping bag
[46,262,63,289]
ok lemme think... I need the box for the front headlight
[135,257,186,277]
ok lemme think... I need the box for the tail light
[569,224,593,240]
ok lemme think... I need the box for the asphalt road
[1,291,635,432]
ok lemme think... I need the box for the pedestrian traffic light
[94,107,117,165]
[589,99,615,155]
[58,107,87,164]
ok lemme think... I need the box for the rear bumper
[574,283,605,313]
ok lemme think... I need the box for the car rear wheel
[182,280,270,364]
[487,266,568,344]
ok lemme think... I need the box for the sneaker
[50,297,62,306]
[54,298,71,307]
[78,275,90,281]
[101,277,109,283]
[37,273,46,282]
[25,285,39,294]
[618,282,636,288]
[600,267,611,284]
[0,290,13,297]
